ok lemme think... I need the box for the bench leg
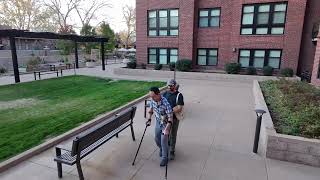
[76,161,84,180]
[55,147,63,178]
[116,134,119,138]
[57,162,63,178]
[130,124,136,141]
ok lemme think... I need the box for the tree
[75,0,111,27]
[80,24,98,54]
[44,0,81,34]
[122,5,136,48]
[0,0,58,31]
[96,22,116,52]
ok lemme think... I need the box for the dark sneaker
[170,152,175,160]
[160,159,168,167]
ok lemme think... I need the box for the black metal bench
[34,69,63,80]
[54,106,137,180]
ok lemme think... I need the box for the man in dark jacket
[162,79,184,160]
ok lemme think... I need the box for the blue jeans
[155,120,169,161]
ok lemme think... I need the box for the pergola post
[9,37,20,83]
[74,41,79,69]
[101,42,105,71]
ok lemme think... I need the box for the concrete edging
[114,67,300,82]
[0,86,166,173]
[253,80,320,167]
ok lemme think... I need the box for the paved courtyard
[0,66,320,180]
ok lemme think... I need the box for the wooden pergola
[0,29,108,83]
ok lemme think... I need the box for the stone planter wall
[253,80,320,167]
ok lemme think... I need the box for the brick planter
[253,80,320,167]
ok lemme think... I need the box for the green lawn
[0,75,164,162]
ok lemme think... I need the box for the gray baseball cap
[167,79,177,86]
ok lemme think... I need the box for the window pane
[240,50,250,57]
[149,30,157,36]
[159,56,167,64]
[240,58,250,67]
[270,50,281,57]
[200,10,209,17]
[255,50,265,57]
[198,49,206,56]
[257,13,269,24]
[271,27,284,34]
[198,56,207,65]
[209,50,217,56]
[242,14,254,25]
[159,49,168,64]
[149,18,156,28]
[210,17,220,27]
[211,9,220,16]
[208,56,217,65]
[256,28,268,34]
[149,11,156,18]
[159,10,167,17]
[275,4,287,11]
[170,17,179,27]
[170,30,178,36]
[171,49,178,55]
[149,49,157,54]
[170,10,179,17]
[241,28,253,35]
[258,5,270,12]
[244,6,254,13]
[273,12,286,24]
[199,17,209,27]
[170,56,178,63]
[159,30,168,36]
[149,55,157,64]
[253,58,264,68]
[160,49,167,55]
[159,17,168,27]
[268,58,280,69]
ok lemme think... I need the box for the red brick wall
[298,0,320,75]
[311,34,320,87]
[136,0,308,73]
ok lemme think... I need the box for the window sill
[240,34,284,37]
[148,36,179,38]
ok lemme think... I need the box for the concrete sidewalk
[1,69,320,180]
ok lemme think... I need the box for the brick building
[311,29,320,87]
[136,0,320,76]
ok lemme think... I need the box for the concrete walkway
[1,66,320,180]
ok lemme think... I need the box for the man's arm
[163,100,173,135]
[173,93,184,113]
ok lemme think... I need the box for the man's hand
[162,123,171,135]
[146,119,151,126]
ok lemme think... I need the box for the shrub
[27,56,41,67]
[169,62,176,71]
[176,59,192,72]
[127,61,137,69]
[225,63,241,74]
[260,80,320,138]
[140,63,146,69]
[279,68,294,77]
[0,66,7,74]
[154,64,162,70]
[262,66,274,76]
[246,67,257,75]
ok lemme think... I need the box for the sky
[74,0,135,33]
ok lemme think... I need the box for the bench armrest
[56,145,71,152]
